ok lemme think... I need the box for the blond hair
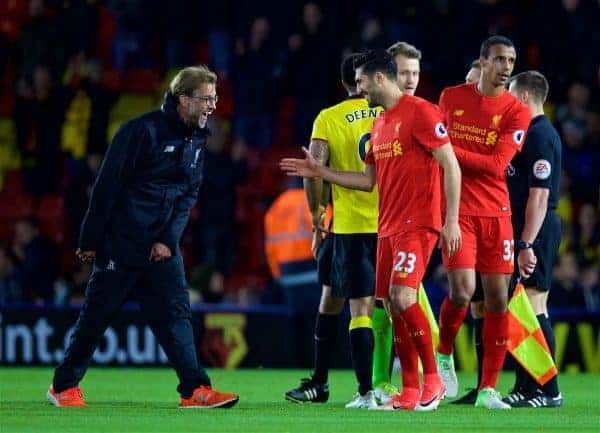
[387,41,422,60]
[169,65,217,97]
[470,59,481,69]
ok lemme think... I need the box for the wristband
[517,240,533,249]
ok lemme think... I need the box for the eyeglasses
[187,94,219,104]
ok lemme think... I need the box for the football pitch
[1,368,598,433]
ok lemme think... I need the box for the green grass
[1,368,599,433]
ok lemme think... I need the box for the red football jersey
[365,94,449,237]
[439,82,530,216]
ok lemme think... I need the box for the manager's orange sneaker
[46,385,87,407]
[179,386,239,409]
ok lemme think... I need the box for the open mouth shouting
[199,109,213,126]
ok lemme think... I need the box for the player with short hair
[434,35,531,409]
[281,49,462,411]
[504,70,563,408]
[284,53,381,409]
[452,58,485,406]
[387,41,421,94]
[369,40,439,405]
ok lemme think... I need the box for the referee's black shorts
[512,210,561,292]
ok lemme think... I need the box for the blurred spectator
[550,252,586,309]
[349,14,387,51]
[64,153,102,244]
[55,0,99,59]
[79,58,118,154]
[160,0,202,70]
[0,0,28,78]
[1,0,598,307]
[573,203,600,267]
[63,57,118,154]
[108,0,159,71]
[586,111,600,149]
[16,0,65,75]
[263,177,317,309]
[231,17,280,151]
[195,116,248,303]
[556,82,589,149]
[52,260,92,306]
[0,244,21,306]
[286,2,337,146]
[581,266,600,312]
[13,65,71,197]
[555,82,598,201]
[11,217,59,304]
[205,2,231,78]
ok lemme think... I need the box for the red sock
[400,303,437,375]
[480,310,508,390]
[392,315,419,389]
[438,297,468,355]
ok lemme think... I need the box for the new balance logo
[191,149,201,168]
[106,260,116,271]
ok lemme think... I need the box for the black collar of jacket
[161,91,211,139]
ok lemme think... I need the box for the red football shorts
[443,215,514,274]
[375,228,439,299]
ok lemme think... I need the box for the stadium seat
[0,171,23,196]
[102,68,123,92]
[61,91,92,159]
[194,42,210,65]
[36,195,67,244]
[0,187,32,218]
[0,188,33,241]
[95,4,116,68]
[0,88,15,117]
[255,147,293,199]
[215,76,233,118]
[0,117,19,171]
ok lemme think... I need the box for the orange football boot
[47,385,87,407]
[416,378,445,411]
[179,386,239,409]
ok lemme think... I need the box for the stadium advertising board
[1,306,599,372]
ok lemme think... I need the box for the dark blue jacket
[78,92,208,267]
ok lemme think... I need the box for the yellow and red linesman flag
[507,283,558,385]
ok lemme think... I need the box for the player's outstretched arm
[280,147,376,192]
[432,142,462,257]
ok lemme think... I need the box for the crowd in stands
[0,0,598,312]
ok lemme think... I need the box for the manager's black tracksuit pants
[52,255,210,397]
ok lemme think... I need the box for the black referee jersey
[507,114,561,225]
